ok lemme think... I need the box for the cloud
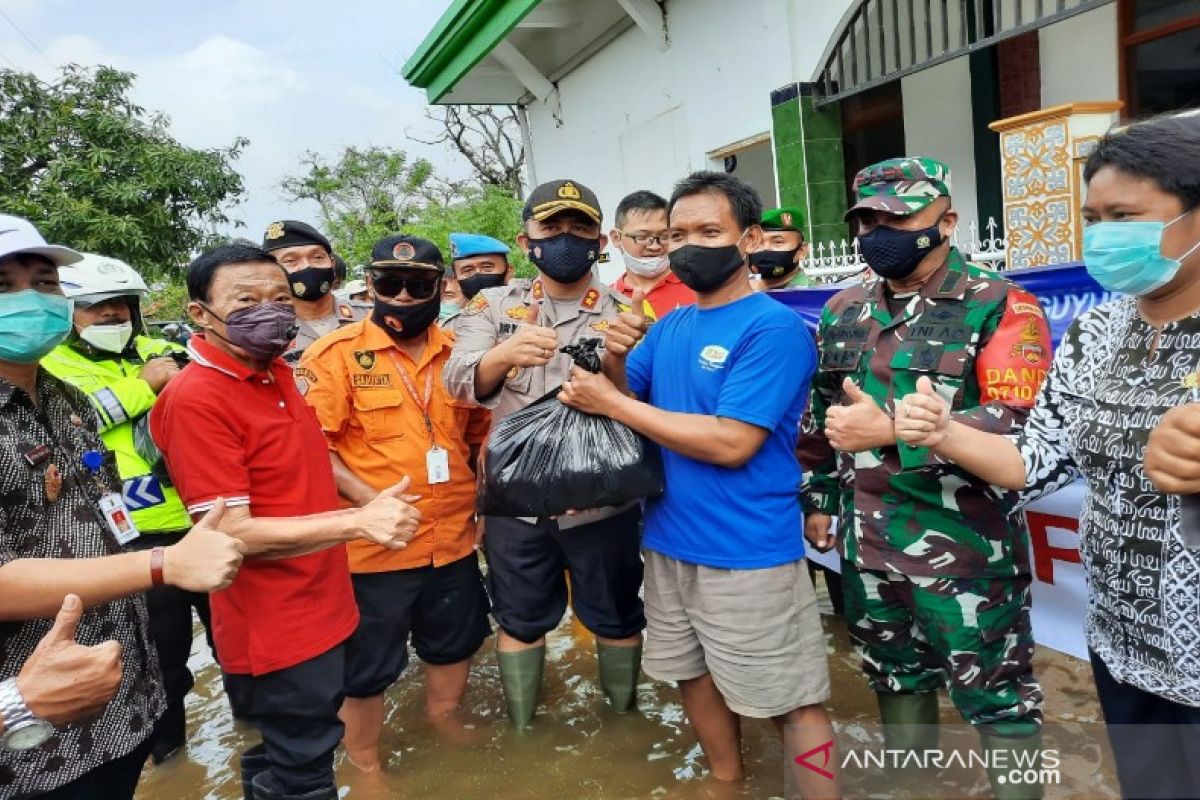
[4,1,465,239]
[0,0,65,24]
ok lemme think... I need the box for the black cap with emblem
[522,179,602,224]
[261,220,332,253]
[369,235,444,271]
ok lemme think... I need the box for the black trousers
[224,645,346,797]
[1091,650,1200,800]
[127,530,217,749]
[36,737,152,800]
[484,508,645,643]
[808,560,845,616]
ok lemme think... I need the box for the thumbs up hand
[357,476,423,549]
[17,594,123,725]
[605,288,651,358]
[894,376,952,447]
[167,498,246,593]
[824,377,895,453]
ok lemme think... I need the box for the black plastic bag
[479,340,664,518]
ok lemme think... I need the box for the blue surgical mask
[0,290,73,363]
[1083,211,1200,296]
[439,301,460,321]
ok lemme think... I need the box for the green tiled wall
[770,83,849,245]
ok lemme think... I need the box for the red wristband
[150,547,166,588]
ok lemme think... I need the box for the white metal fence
[801,217,1008,284]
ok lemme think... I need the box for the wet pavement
[135,573,1119,799]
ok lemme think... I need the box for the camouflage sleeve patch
[975,286,1052,408]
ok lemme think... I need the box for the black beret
[262,220,332,253]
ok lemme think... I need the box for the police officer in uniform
[41,253,216,764]
[440,232,514,336]
[261,221,364,365]
[444,179,645,729]
[749,206,812,290]
[797,158,1052,798]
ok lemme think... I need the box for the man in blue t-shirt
[559,171,839,796]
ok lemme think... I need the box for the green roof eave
[403,0,544,103]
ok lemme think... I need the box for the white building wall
[522,0,852,228]
[900,58,981,234]
[1039,4,1120,107]
[781,0,858,89]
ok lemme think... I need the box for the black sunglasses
[369,271,439,300]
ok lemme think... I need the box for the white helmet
[57,252,149,304]
[58,253,150,338]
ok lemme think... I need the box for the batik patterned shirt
[0,371,163,796]
[1013,296,1200,706]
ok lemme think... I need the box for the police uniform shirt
[444,275,629,419]
[443,275,634,528]
[284,301,367,366]
[439,309,465,336]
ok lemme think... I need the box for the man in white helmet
[40,253,216,765]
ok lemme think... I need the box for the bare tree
[279,146,470,265]
[412,105,526,199]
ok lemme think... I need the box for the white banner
[808,482,1090,659]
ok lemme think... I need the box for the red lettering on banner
[1025,511,1081,584]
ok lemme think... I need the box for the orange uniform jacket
[299,319,490,573]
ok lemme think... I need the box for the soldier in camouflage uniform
[796,158,1052,797]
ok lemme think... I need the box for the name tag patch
[352,374,393,388]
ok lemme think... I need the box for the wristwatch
[0,678,54,751]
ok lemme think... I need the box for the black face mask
[527,233,599,284]
[856,218,945,280]
[668,235,748,293]
[371,292,441,341]
[748,247,801,279]
[288,266,336,301]
[459,272,507,300]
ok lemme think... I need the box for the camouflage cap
[845,157,951,220]
[760,206,806,233]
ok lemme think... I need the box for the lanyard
[387,351,435,443]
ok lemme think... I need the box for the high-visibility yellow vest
[42,336,192,534]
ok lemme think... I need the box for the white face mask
[80,321,133,353]
[619,244,670,278]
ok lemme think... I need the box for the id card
[426,446,450,485]
[98,492,140,545]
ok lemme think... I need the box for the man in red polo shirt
[150,243,421,800]
[610,190,695,318]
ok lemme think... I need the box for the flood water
[135,574,1120,799]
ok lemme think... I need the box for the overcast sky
[0,0,464,238]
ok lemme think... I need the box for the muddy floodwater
[135,575,1119,799]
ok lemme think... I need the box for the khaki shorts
[642,549,831,718]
